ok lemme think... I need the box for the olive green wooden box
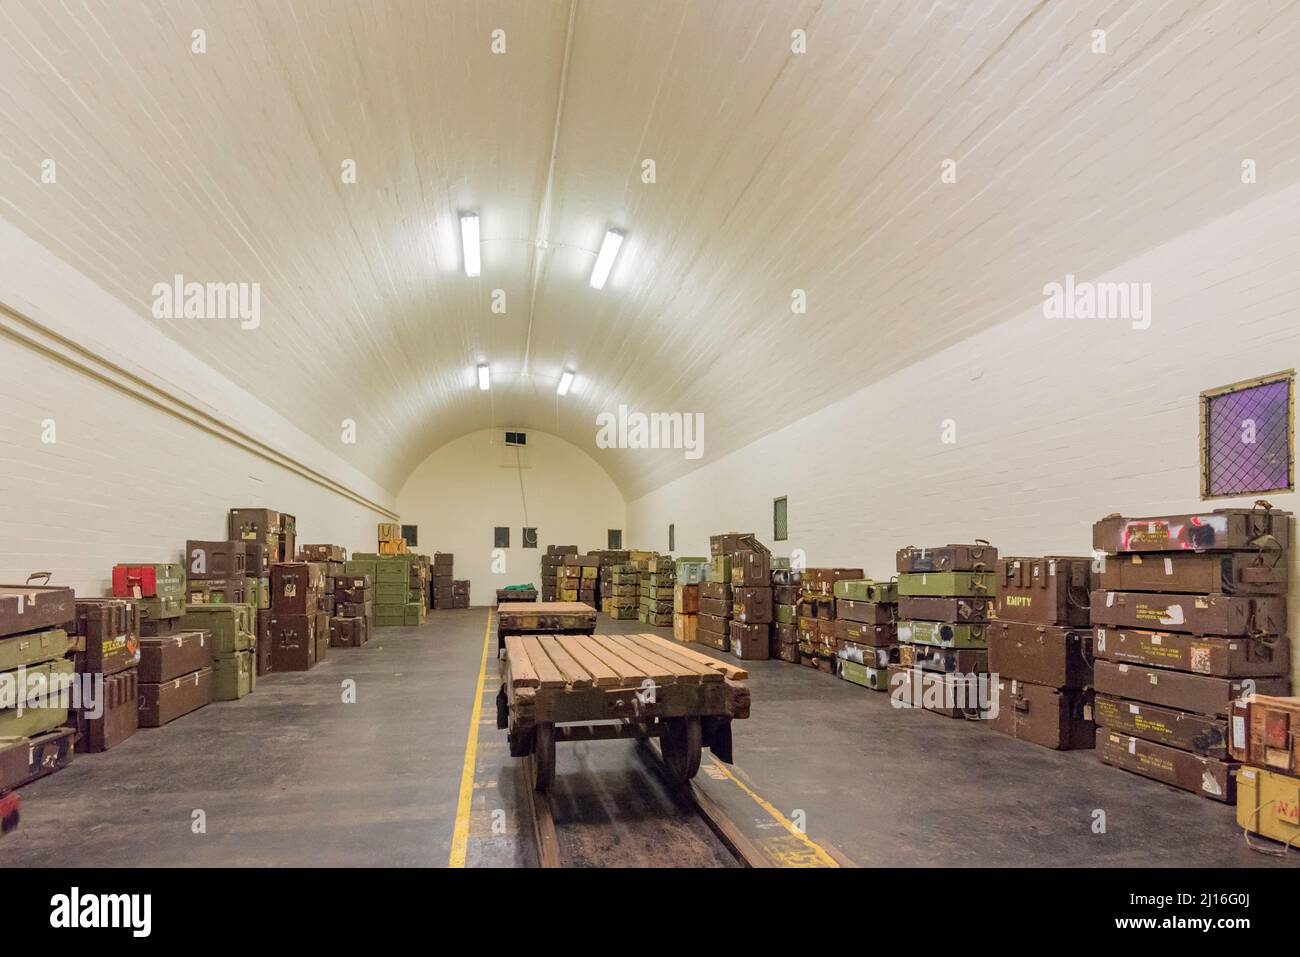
[182,604,254,655]
[896,572,994,598]
[0,628,67,672]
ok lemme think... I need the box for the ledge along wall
[0,220,395,593]
[627,180,1300,687]
[396,428,627,604]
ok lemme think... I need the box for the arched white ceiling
[3,0,1300,500]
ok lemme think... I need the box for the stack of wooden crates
[1090,506,1292,804]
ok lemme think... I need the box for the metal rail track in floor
[519,741,768,868]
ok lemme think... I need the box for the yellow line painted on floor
[448,609,493,868]
[706,758,840,868]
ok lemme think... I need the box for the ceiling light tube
[589,229,624,290]
[557,370,574,396]
[460,213,481,277]
[477,363,490,391]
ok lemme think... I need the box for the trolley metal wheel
[531,723,556,792]
[660,716,702,786]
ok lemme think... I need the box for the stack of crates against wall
[893,544,996,717]
[377,522,407,556]
[559,556,582,602]
[269,561,329,671]
[730,549,773,660]
[229,508,282,672]
[415,554,432,609]
[431,553,453,609]
[353,553,416,627]
[182,602,257,701]
[409,556,430,613]
[560,555,598,604]
[303,544,354,648]
[184,539,247,607]
[771,563,801,664]
[696,538,732,652]
[797,565,865,674]
[541,545,572,602]
[113,561,186,638]
[112,561,215,723]
[1087,506,1293,804]
[986,554,1094,748]
[69,598,141,752]
[598,558,613,607]
[673,557,708,643]
[833,578,899,691]
[452,579,470,608]
[604,562,639,619]
[331,558,373,648]
[639,554,674,627]
[594,549,629,607]
[0,584,76,791]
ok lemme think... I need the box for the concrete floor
[0,607,1290,867]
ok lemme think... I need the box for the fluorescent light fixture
[460,213,481,277]
[589,229,624,290]
[477,363,490,391]
[557,370,574,396]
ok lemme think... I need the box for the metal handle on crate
[1248,533,1285,569]
[25,572,52,585]
[1241,800,1300,857]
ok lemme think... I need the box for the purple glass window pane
[1207,380,1291,495]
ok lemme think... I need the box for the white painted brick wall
[0,224,395,594]
[628,180,1300,687]
[0,338,390,593]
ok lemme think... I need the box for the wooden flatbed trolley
[496,632,750,791]
[496,600,596,655]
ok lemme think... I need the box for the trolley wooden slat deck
[496,600,596,654]
[497,632,750,790]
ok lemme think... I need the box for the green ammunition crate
[771,556,792,570]
[834,579,898,603]
[898,620,990,649]
[182,604,255,655]
[136,595,185,622]
[0,658,74,738]
[896,572,994,598]
[0,628,67,672]
[640,573,674,587]
[242,576,270,610]
[213,651,254,701]
[375,558,414,583]
[675,558,709,584]
[375,583,408,605]
[644,585,674,600]
[345,559,378,579]
[374,610,406,627]
[774,604,796,624]
[403,603,424,626]
[707,555,731,583]
[840,660,889,691]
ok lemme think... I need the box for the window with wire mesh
[1201,373,1294,498]
[669,524,675,552]
[774,496,788,541]
[401,525,418,546]
[607,529,622,549]
[494,526,510,548]
[522,527,537,548]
